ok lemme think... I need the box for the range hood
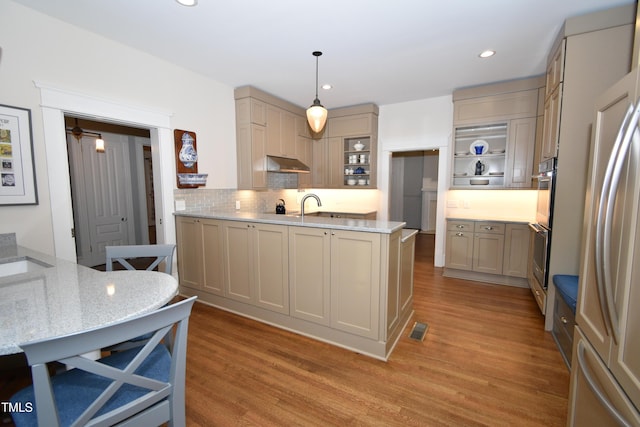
[266,156,310,173]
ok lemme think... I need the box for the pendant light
[68,118,105,153]
[306,51,328,134]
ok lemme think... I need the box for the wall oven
[530,158,557,289]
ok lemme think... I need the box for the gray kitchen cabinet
[235,86,310,190]
[445,219,529,287]
[452,77,544,189]
[289,226,331,326]
[175,216,225,296]
[222,221,289,314]
[542,5,634,328]
[473,223,504,275]
[175,213,411,360]
[289,225,382,339]
[503,223,530,278]
[445,220,474,271]
[266,105,296,158]
[312,104,379,189]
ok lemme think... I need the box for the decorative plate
[469,140,489,155]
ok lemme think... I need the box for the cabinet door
[545,40,565,98]
[328,113,373,137]
[473,233,504,275]
[223,221,253,303]
[330,230,380,339]
[281,111,296,157]
[541,84,562,160]
[505,118,536,188]
[266,105,281,156]
[175,216,203,289]
[445,230,474,271]
[311,136,328,188]
[289,226,331,325]
[503,224,530,278]
[296,135,312,188]
[253,223,289,314]
[251,125,267,189]
[327,137,344,188]
[201,219,224,296]
[386,230,402,336]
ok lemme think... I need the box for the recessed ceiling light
[322,84,333,90]
[176,0,197,6]
[479,50,496,58]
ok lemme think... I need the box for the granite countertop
[175,209,406,234]
[0,246,178,355]
[446,216,532,224]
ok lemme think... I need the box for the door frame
[35,81,175,263]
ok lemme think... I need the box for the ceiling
[14,0,636,109]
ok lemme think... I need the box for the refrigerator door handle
[576,340,633,427]
[595,102,637,344]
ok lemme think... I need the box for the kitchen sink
[0,257,53,278]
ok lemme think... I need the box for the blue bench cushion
[553,274,578,314]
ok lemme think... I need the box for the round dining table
[0,245,178,356]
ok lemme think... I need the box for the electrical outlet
[235,200,240,210]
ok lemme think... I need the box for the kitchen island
[175,210,414,360]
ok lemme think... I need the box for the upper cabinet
[235,86,311,190]
[451,77,544,189]
[312,104,379,189]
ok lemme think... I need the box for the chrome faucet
[300,193,322,218]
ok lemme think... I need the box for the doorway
[64,116,155,267]
[389,150,439,231]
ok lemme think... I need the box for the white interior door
[70,132,135,267]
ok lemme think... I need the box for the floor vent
[409,321,428,341]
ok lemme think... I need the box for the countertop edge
[175,210,405,234]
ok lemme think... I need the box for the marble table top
[0,246,178,355]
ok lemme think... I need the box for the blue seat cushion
[10,344,170,427]
[553,274,579,314]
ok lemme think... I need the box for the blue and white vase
[178,132,198,168]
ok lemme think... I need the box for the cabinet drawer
[474,222,504,234]
[552,291,575,367]
[447,221,474,232]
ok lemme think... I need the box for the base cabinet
[175,216,224,296]
[222,221,289,314]
[176,214,412,360]
[444,219,530,287]
[289,227,382,340]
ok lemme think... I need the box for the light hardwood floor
[184,233,570,426]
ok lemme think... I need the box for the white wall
[378,96,453,265]
[0,2,237,255]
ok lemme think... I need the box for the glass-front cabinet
[452,123,508,188]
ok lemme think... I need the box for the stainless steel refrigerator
[568,69,640,425]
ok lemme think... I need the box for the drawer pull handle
[456,232,464,237]
[456,225,464,229]
[535,290,540,296]
[484,226,493,230]
[560,316,568,324]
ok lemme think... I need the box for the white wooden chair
[10,296,197,427]
[105,244,176,274]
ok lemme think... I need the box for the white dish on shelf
[470,178,490,185]
[453,172,468,177]
[353,141,365,151]
[489,172,504,176]
[489,148,505,154]
[347,179,357,186]
[455,151,468,156]
[469,140,489,155]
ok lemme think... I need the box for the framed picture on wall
[0,104,38,205]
